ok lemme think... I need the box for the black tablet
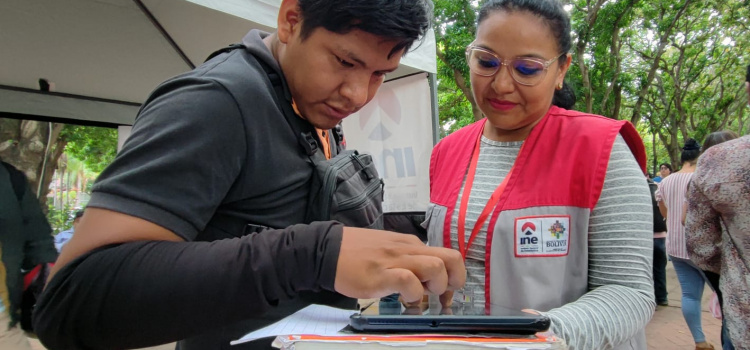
[349,299,550,334]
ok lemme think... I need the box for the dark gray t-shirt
[90,30,315,241]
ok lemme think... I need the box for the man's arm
[37,209,464,349]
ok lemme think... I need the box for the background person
[425,0,654,349]
[653,163,673,183]
[690,130,739,350]
[53,209,84,253]
[648,176,669,307]
[656,138,715,350]
[685,134,750,349]
[0,159,58,350]
[33,1,466,349]
[684,68,749,349]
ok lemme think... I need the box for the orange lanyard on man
[292,100,332,159]
[456,129,523,260]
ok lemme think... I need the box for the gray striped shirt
[450,134,654,349]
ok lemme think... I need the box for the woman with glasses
[654,163,673,183]
[424,0,654,349]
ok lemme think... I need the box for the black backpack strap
[206,44,346,159]
[331,124,345,155]
[204,43,247,62]
[2,161,26,201]
[255,59,323,159]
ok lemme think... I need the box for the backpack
[206,45,385,230]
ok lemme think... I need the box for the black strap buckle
[300,132,319,156]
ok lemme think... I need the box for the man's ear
[277,0,301,44]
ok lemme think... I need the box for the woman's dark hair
[297,0,433,58]
[477,0,575,109]
[680,138,701,164]
[702,130,739,153]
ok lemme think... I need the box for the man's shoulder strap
[204,43,247,62]
[2,161,27,202]
[205,44,344,158]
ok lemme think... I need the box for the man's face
[278,25,403,130]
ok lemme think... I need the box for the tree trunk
[0,118,67,211]
[436,48,482,121]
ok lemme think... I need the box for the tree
[432,0,749,168]
[434,0,480,131]
[0,118,66,202]
[0,118,117,209]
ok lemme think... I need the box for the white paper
[231,304,354,345]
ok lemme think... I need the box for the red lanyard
[456,132,521,260]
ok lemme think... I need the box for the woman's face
[470,10,571,142]
[659,165,671,177]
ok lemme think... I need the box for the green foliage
[437,77,475,136]
[47,200,78,234]
[433,0,478,137]
[61,125,118,173]
[434,0,749,164]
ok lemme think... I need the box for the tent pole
[132,0,195,69]
[427,73,440,145]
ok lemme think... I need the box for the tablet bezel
[349,300,551,334]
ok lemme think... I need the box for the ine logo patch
[514,215,571,257]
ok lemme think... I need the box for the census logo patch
[514,215,571,257]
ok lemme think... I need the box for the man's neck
[263,33,280,62]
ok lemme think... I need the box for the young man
[33,1,465,349]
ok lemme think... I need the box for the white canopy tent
[0,0,439,211]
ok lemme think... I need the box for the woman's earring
[556,82,563,90]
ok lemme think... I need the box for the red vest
[429,106,646,308]
[431,105,645,227]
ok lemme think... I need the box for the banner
[342,73,433,213]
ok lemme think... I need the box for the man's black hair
[477,0,575,109]
[297,0,433,58]
[658,163,672,172]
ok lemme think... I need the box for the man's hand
[334,227,465,303]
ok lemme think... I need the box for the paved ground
[27,261,722,350]
[645,260,722,349]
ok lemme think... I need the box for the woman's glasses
[465,45,565,86]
